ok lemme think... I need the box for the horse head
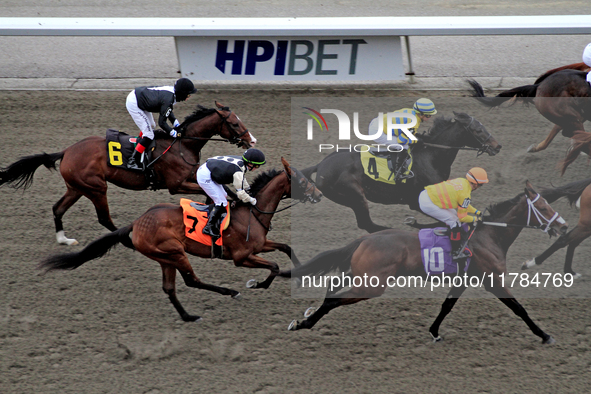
[282,157,323,203]
[453,111,502,156]
[523,180,568,237]
[213,101,256,148]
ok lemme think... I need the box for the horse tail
[467,79,537,108]
[0,152,64,189]
[559,131,591,175]
[279,238,363,278]
[535,62,589,84]
[38,224,135,272]
[540,177,591,206]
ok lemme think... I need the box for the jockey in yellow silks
[418,167,489,260]
[367,98,437,181]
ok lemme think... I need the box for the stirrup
[127,159,141,170]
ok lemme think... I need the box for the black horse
[301,112,502,233]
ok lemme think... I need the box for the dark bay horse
[522,177,591,279]
[302,112,502,233]
[0,101,255,246]
[38,158,322,322]
[281,181,568,344]
[468,70,591,167]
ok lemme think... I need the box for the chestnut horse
[468,69,591,169]
[0,101,255,245]
[39,158,322,322]
[522,177,591,279]
[282,181,568,344]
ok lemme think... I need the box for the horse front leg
[486,281,554,344]
[521,230,573,270]
[241,254,280,289]
[527,124,562,153]
[261,239,302,268]
[429,284,467,342]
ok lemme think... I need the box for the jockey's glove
[169,129,178,138]
[249,197,257,206]
[173,119,181,128]
[237,189,254,204]
[475,210,483,221]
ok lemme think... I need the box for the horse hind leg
[243,254,280,289]
[52,187,83,245]
[527,124,562,153]
[161,265,201,322]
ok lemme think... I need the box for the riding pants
[196,165,228,207]
[126,90,156,140]
[418,190,461,228]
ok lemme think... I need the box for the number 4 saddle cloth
[359,149,413,185]
[418,224,471,276]
[180,198,231,246]
[105,129,154,171]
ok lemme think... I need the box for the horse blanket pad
[180,198,230,246]
[418,225,471,275]
[359,150,413,185]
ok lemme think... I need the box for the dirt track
[1,89,591,393]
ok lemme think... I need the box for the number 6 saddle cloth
[359,149,413,185]
[180,198,231,246]
[105,129,155,171]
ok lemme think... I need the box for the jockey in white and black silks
[125,77,197,170]
[196,148,266,237]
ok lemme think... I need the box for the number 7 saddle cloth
[180,198,231,246]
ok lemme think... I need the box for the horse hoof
[403,216,416,226]
[542,336,556,345]
[526,144,538,153]
[183,315,202,322]
[288,320,299,331]
[246,279,258,289]
[430,333,443,343]
[304,307,316,318]
[573,273,583,280]
[232,292,243,300]
[521,258,536,270]
[56,231,78,246]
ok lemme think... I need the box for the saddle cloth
[418,225,471,275]
[359,150,413,185]
[105,129,153,170]
[180,198,230,246]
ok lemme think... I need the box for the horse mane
[180,105,218,127]
[248,168,283,197]
[423,116,454,139]
[485,192,525,221]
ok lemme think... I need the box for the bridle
[421,115,495,156]
[526,193,562,232]
[176,107,250,146]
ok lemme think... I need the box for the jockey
[367,98,437,181]
[126,77,197,170]
[196,148,266,237]
[418,167,488,260]
[583,42,591,84]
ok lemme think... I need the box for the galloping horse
[522,177,591,279]
[0,101,255,245]
[39,158,322,322]
[302,112,502,233]
[282,181,568,344]
[468,70,591,167]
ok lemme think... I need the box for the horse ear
[524,180,536,195]
[281,157,293,174]
[215,100,224,109]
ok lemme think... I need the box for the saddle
[180,198,231,258]
[418,225,471,276]
[105,129,156,171]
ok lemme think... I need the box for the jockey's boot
[203,205,224,237]
[127,150,142,170]
[450,226,470,260]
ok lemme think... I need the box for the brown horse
[38,158,322,322]
[281,181,568,344]
[468,69,591,167]
[0,101,255,245]
[534,62,590,85]
[522,177,591,279]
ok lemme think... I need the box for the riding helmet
[174,78,197,101]
[413,98,437,115]
[466,167,489,185]
[242,148,266,166]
